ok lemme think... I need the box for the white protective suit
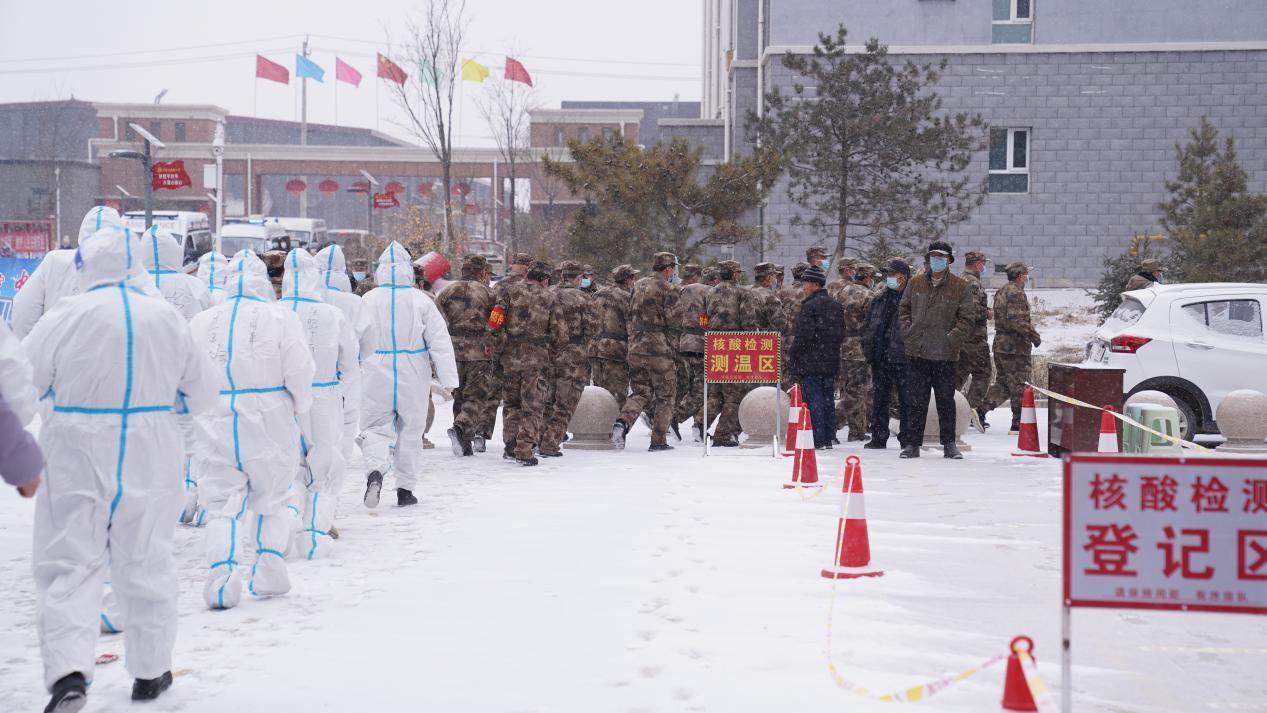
[278,249,358,558]
[189,250,316,609]
[359,242,459,493]
[0,320,37,426]
[11,206,121,338]
[139,224,211,319]
[314,244,375,467]
[24,225,218,691]
[196,251,229,306]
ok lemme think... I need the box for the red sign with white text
[704,331,781,383]
[151,160,192,191]
[1064,454,1267,615]
[372,192,400,209]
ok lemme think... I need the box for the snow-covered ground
[2,401,1265,713]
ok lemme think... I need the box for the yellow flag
[461,58,489,82]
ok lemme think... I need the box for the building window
[124,122,137,140]
[992,0,1033,44]
[149,121,162,140]
[988,127,1029,194]
[578,127,589,143]
[553,127,565,147]
[174,122,186,142]
[602,127,614,141]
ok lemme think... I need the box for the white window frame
[553,127,565,147]
[1009,0,1033,22]
[989,128,1030,194]
[578,127,590,143]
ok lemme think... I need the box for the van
[123,210,213,266]
[219,222,292,257]
[258,217,327,250]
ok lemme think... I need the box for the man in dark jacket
[899,241,975,459]
[789,264,845,449]
[862,260,914,451]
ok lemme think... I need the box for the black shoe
[649,443,674,452]
[447,426,473,456]
[45,672,86,713]
[538,449,563,458]
[363,471,383,509]
[846,433,866,442]
[131,671,172,701]
[863,439,886,450]
[397,488,418,507]
[976,409,990,429]
[1009,421,1022,435]
[517,456,539,467]
[831,436,840,445]
[611,421,628,450]
[711,436,739,448]
[472,434,487,453]
[943,444,964,459]
[503,446,517,462]
[562,432,571,443]
[899,446,921,458]
[669,422,682,442]
[693,423,704,443]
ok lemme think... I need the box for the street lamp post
[108,122,165,230]
[212,123,225,254]
[359,169,380,237]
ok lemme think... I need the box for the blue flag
[296,54,325,82]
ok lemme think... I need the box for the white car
[1086,283,1267,440]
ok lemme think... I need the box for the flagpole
[253,77,258,117]
[300,37,309,218]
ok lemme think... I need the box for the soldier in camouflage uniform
[777,263,808,390]
[436,254,496,456]
[484,253,534,444]
[956,251,994,426]
[826,257,857,300]
[702,266,720,287]
[751,262,790,404]
[488,260,568,466]
[591,264,638,410]
[539,261,597,457]
[806,246,828,270]
[672,264,709,441]
[985,262,1041,433]
[702,260,758,447]
[613,252,680,451]
[581,264,598,294]
[834,263,875,440]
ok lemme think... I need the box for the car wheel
[1160,389,1199,442]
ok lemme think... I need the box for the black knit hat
[801,264,827,286]
[926,240,955,264]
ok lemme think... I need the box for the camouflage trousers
[592,357,630,411]
[621,352,678,447]
[452,359,495,438]
[707,383,752,442]
[540,349,590,453]
[502,356,550,460]
[479,358,504,439]
[834,359,871,439]
[955,342,992,411]
[985,352,1031,424]
[672,352,705,426]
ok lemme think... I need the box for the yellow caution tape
[1025,382,1209,452]
[1017,648,1059,713]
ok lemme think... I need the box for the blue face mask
[929,256,948,273]
[353,271,366,281]
[886,277,900,290]
[580,277,592,288]
[821,260,830,273]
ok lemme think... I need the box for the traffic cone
[783,384,803,456]
[784,405,822,489]
[821,456,883,579]
[1011,386,1049,458]
[1097,405,1119,453]
[1001,636,1038,712]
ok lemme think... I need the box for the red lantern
[285,179,307,193]
[417,182,434,197]
[384,181,406,195]
[318,179,340,193]
[463,203,480,215]
[452,181,471,196]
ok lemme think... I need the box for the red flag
[504,57,533,86]
[335,57,362,87]
[255,55,289,84]
[377,53,407,85]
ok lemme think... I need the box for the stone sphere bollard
[738,386,790,449]
[564,385,620,450]
[1215,389,1267,454]
[921,390,972,451]
[1125,389,1179,412]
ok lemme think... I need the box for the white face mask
[886,277,900,290]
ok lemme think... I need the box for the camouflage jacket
[552,283,598,359]
[778,285,803,348]
[627,275,679,358]
[748,285,789,335]
[992,282,1040,356]
[702,281,758,333]
[435,279,494,361]
[836,283,871,361]
[492,279,568,360]
[962,270,989,346]
[591,284,632,362]
[673,282,711,354]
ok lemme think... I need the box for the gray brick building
[676,0,1267,286]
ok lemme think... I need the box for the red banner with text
[705,331,781,383]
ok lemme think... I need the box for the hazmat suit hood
[374,241,415,288]
[197,251,228,293]
[139,224,184,285]
[315,244,353,293]
[78,205,122,244]
[226,250,276,302]
[76,226,132,292]
[281,248,325,303]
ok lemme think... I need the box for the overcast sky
[0,0,702,146]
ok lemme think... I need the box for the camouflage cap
[582,263,595,275]
[652,251,678,271]
[1005,261,1030,280]
[837,257,858,274]
[791,261,809,280]
[854,262,876,278]
[529,259,554,276]
[754,262,777,279]
[560,259,584,278]
[511,252,534,266]
[718,259,743,279]
[680,263,702,279]
[611,264,641,282]
[702,266,720,282]
[774,263,785,276]
[964,250,988,264]
[461,253,489,273]
[806,246,828,261]
[1140,258,1162,272]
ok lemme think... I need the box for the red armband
[698,312,709,329]
[487,306,506,330]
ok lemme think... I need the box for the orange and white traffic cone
[1001,636,1038,711]
[1011,385,1049,458]
[783,384,803,456]
[1097,405,1119,453]
[784,405,822,489]
[821,456,883,579]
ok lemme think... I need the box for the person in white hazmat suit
[189,250,316,609]
[278,249,358,558]
[314,244,375,486]
[24,225,219,709]
[196,250,229,306]
[359,241,458,508]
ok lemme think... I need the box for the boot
[397,488,418,507]
[611,420,629,450]
[363,470,383,509]
[649,443,674,452]
[45,672,86,713]
[863,438,886,450]
[517,455,539,467]
[693,423,704,443]
[943,444,964,459]
[669,422,682,442]
[899,445,921,458]
[538,448,563,458]
[447,426,472,457]
[131,671,173,701]
[976,408,990,429]
[711,435,739,448]
[503,446,517,462]
[472,434,487,453]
